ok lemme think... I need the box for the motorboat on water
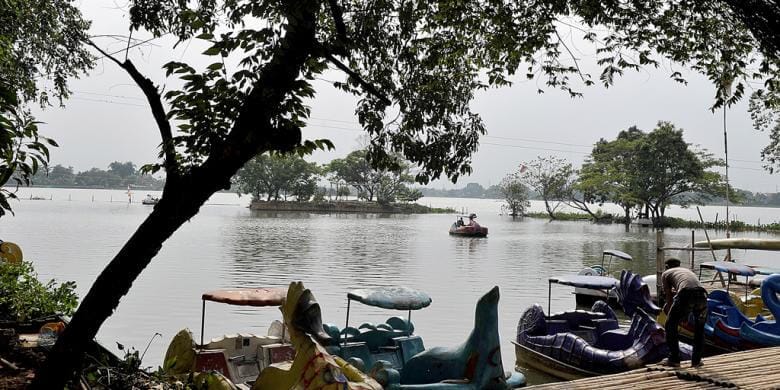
[323,286,525,388]
[514,270,691,380]
[448,213,488,237]
[142,194,159,205]
[163,287,295,388]
[575,249,633,305]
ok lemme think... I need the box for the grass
[523,212,780,233]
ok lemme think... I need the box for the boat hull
[448,224,488,237]
[513,341,598,380]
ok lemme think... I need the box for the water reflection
[225,214,314,288]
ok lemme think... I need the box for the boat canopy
[347,286,432,310]
[603,249,632,261]
[201,287,287,307]
[700,261,756,277]
[749,266,780,276]
[548,275,619,290]
[694,238,780,251]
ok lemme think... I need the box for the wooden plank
[525,347,780,389]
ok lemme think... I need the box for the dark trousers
[666,287,708,364]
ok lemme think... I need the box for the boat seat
[356,328,399,352]
[592,318,620,334]
[339,341,374,369]
[359,322,377,330]
[195,349,232,382]
[393,335,425,363]
[386,316,414,333]
[594,328,631,350]
[546,319,571,335]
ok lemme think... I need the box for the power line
[69,96,146,107]
[52,96,780,167]
[72,90,146,101]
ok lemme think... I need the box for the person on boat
[661,257,707,368]
[456,217,465,227]
[467,213,480,229]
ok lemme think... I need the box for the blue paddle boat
[324,286,525,388]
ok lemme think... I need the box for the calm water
[3,188,780,385]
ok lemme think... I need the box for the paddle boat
[574,249,633,305]
[656,238,780,352]
[323,286,525,388]
[163,287,295,388]
[254,281,382,389]
[142,194,159,205]
[514,270,690,380]
[449,213,488,237]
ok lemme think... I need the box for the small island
[249,200,453,214]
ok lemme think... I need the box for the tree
[518,156,574,219]
[396,187,423,203]
[582,123,725,225]
[630,122,725,222]
[327,149,414,203]
[328,150,379,201]
[234,153,320,201]
[499,173,530,217]
[0,1,92,218]
[34,1,780,386]
[108,161,137,178]
[578,126,646,224]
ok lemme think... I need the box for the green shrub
[0,260,78,322]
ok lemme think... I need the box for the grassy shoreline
[524,211,780,233]
[249,200,454,214]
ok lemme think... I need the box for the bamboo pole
[657,230,665,307]
[696,207,719,263]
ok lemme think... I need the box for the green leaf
[202,46,221,56]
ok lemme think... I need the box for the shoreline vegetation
[523,211,780,233]
[249,200,454,214]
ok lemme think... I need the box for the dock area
[525,346,780,389]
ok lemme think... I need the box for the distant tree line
[233,149,422,204]
[418,182,502,199]
[30,162,164,190]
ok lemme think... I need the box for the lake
[2,187,780,385]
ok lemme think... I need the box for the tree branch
[327,0,349,53]
[324,51,392,106]
[87,40,179,177]
[554,29,586,82]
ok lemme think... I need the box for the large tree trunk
[32,1,318,386]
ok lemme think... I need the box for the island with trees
[234,149,450,213]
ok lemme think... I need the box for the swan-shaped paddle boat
[254,281,381,390]
[323,286,525,388]
[514,270,690,380]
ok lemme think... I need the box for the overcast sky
[32,1,779,193]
